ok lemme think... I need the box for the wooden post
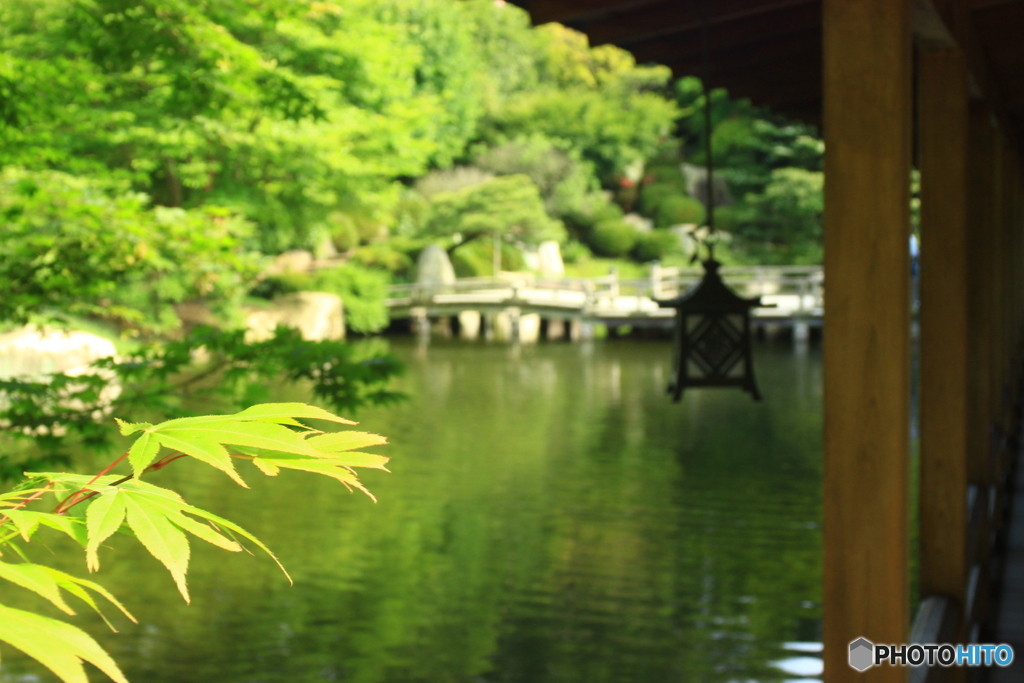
[822,0,912,680]
[966,102,997,633]
[918,46,970,638]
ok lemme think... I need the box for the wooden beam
[664,28,820,78]
[917,46,971,650]
[518,0,663,25]
[822,0,912,681]
[629,2,821,66]
[583,0,816,48]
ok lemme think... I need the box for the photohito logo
[849,638,1014,670]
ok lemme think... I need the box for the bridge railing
[386,266,824,316]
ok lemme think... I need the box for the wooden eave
[511,0,1024,148]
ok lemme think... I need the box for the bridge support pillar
[546,318,566,341]
[793,321,810,343]
[458,311,481,340]
[518,314,541,344]
[490,310,515,342]
[410,307,429,340]
[431,316,453,338]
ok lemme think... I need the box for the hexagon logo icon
[849,638,875,672]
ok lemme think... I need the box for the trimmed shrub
[588,219,638,257]
[350,243,415,277]
[327,212,360,252]
[639,182,678,214]
[655,195,706,228]
[632,230,682,262]
[560,239,592,264]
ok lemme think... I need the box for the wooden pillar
[918,47,970,630]
[822,0,912,680]
[966,102,997,634]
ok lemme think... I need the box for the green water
[2,338,824,683]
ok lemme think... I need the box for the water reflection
[1,339,823,683]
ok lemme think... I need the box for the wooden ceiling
[511,0,1024,138]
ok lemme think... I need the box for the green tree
[422,174,565,247]
[730,168,824,265]
[0,168,257,332]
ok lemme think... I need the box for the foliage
[414,166,495,199]
[729,168,824,265]
[479,88,677,185]
[0,169,258,332]
[632,230,682,262]
[654,195,706,228]
[449,239,524,277]
[0,327,403,479]
[0,402,389,683]
[560,239,592,265]
[350,243,415,279]
[588,220,638,258]
[473,136,597,217]
[0,0,490,252]
[421,174,565,246]
[252,265,391,334]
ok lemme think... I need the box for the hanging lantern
[655,0,764,402]
[657,258,762,402]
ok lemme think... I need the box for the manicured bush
[560,239,592,264]
[327,212,360,252]
[655,195,706,228]
[638,182,677,214]
[351,243,415,278]
[588,219,638,257]
[632,230,682,262]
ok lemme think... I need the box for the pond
[1,338,824,683]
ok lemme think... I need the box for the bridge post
[650,262,662,300]
[410,306,429,340]
[546,318,566,341]
[458,311,481,340]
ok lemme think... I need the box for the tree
[728,168,824,265]
[422,174,565,247]
[0,168,257,332]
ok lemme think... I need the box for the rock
[681,163,735,210]
[175,301,220,327]
[315,237,338,260]
[266,250,314,276]
[623,213,654,233]
[0,326,117,379]
[416,243,456,285]
[521,246,540,272]
[244,292,345,342]
[537,241,565,277]
[0,326,121,433]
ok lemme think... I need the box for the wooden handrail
[909,595,962,683]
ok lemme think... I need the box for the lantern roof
[656,259,761,313]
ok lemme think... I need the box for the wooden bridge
[386,265,823,340]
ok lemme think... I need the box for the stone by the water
[0,326,117,379]
[244,292,345,342]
